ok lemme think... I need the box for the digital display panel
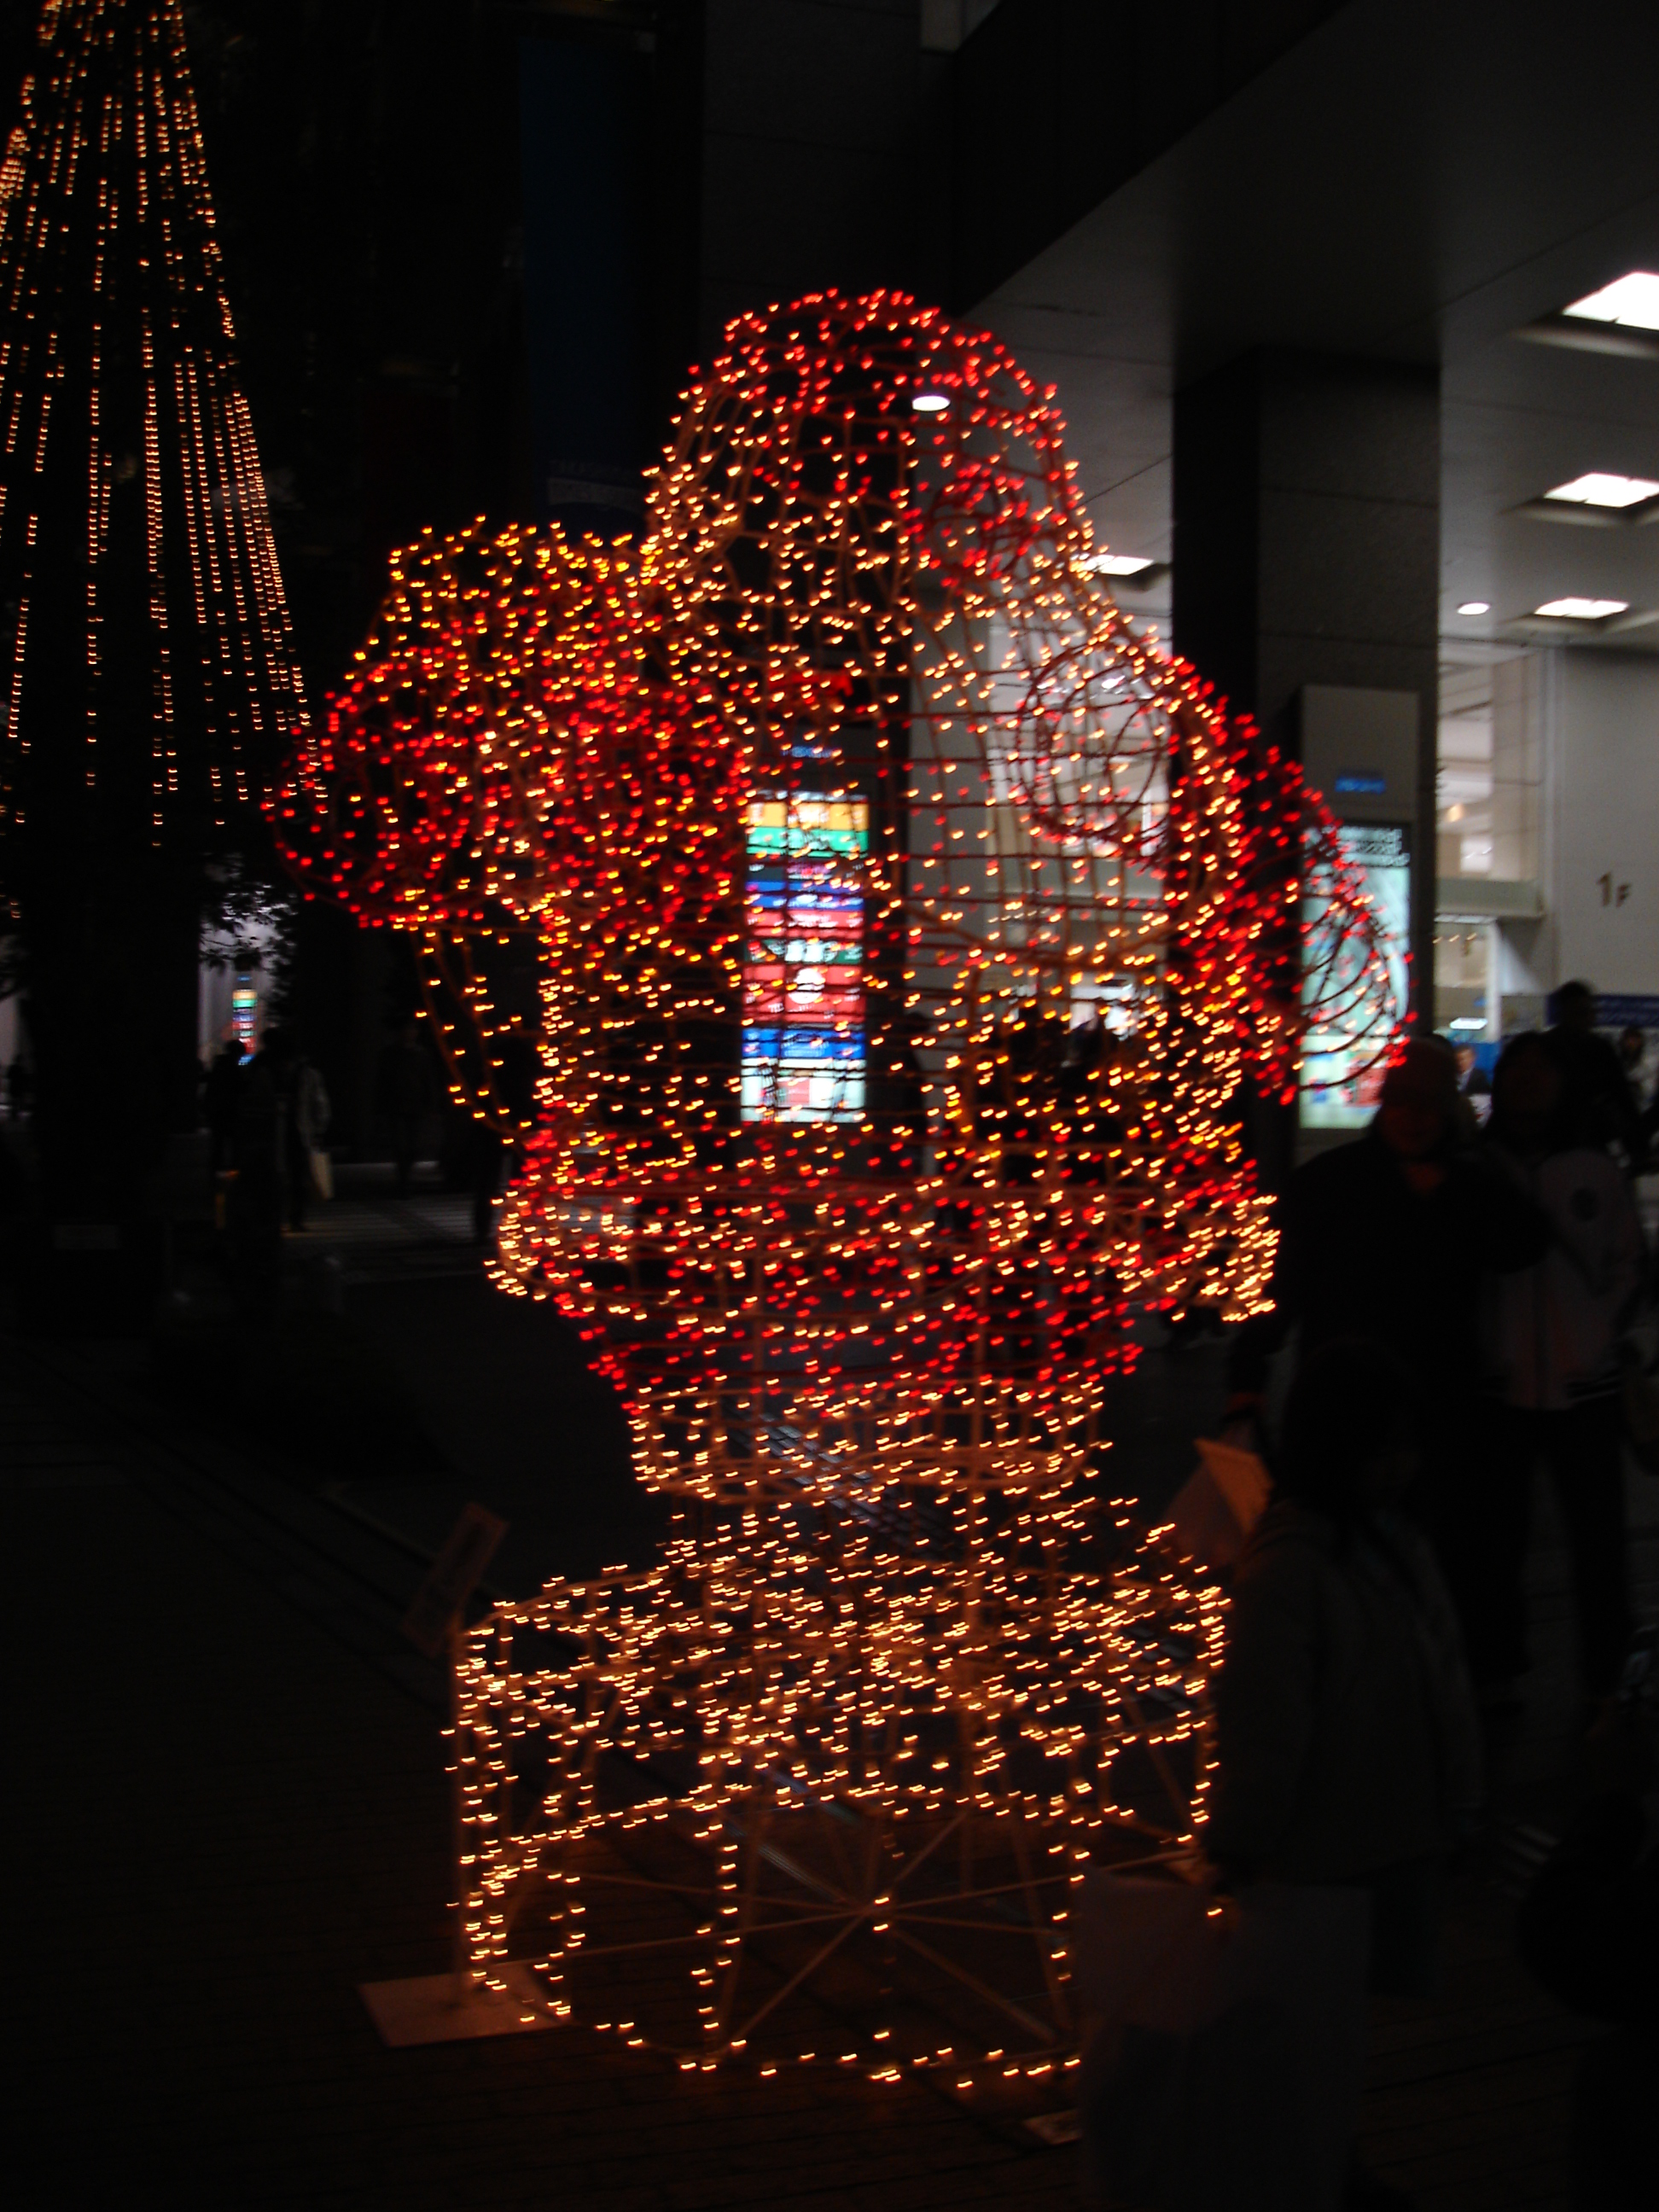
[742,795,868,1123]
[1300,821,1410,1131]
[231,983,259,1052]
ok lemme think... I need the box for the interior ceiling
[970,0,1659,654]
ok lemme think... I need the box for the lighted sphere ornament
[274,289,1400,2091]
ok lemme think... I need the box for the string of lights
[452,1471,1225,2084]
[273,289,1400,2083]
[0,0,306,877]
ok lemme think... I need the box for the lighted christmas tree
[0,0,306,1214]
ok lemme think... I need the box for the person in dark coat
[228,1028,289,1318]
[1225,1037,1548,1669]
[1550,981,1645,1164]
[284,1045,331,1232]
[380,1022,437,1195]
[1208,1338,1481,2212]
[1477,1033,1644,1702]
[203,1034,244,1173]
[1209,1341,1483,1967]
[1226,1037,1545,1420]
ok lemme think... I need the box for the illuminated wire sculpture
[454,1461,1225,2086]
[274,289,1400,2086]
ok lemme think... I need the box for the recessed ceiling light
[1561,271,1659,332]
[1082,551,1155,576]
[1456,600,1491,615]
[1543,471,1659,509]
[911,390,950,415]
[1533,597,1629,620]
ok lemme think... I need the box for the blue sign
[1334,771,1388,796]
[1591,993,1659,1028]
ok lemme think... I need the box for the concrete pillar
[1546,648,1659,998]
[1171,349,1441,1021]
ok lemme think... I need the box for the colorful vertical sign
[1300,821,1410,1130]
[231,979,259,1053]
[742,795,868,1123]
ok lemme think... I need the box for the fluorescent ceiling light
[911,390,950,414]
[1456,600,1490,615]
[1561,271,1659,332]
[1082,551,1155,576]
[1543,471,1659,509]
[1533,597,1628,620]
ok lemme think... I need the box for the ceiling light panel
[1532,597,1628,620]
[1542,472,1659,509]
[1082,552,1155,575]
[1561,271,1659,331]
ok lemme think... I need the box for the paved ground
[6,1344,1086,2211]
[9,1168,1656,2209]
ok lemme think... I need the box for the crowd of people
[1224,1019,1646,1710]
[1191,992,1655,2211]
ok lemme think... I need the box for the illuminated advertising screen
[1300,820,1410,1131]
[231,982,259,1051]
[742,795,869,1123]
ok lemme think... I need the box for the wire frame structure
[490,291,1378,1481]
[455,1463,1225,2087]
[274,290,1400,2086]
[275,522,758,1138]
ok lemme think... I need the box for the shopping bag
[1073,1869,1370,2212]
[1166,1438,1272,1573]
[308,1148,334,1202]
